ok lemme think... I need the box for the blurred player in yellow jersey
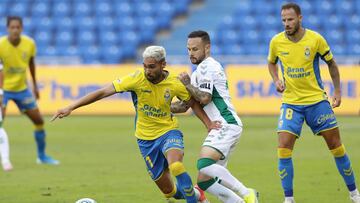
[0,16,59,169]
[52,46,217,202]
[268,3,360,203]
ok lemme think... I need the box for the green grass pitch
[1,115,359,203]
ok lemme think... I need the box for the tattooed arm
[170,100,191,113]
[178,72,212,105]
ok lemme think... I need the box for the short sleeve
[196,68,214,94]
[175,78,191,102]
[267,37,278,64]
[112,70,140,92]
[318,34,333,62]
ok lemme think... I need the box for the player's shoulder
[199,57,222,71]
[21,35,36,45]
[0,36,7,45]
[167,71,182,84]
[271,31,286,42]
[304,29,325,40]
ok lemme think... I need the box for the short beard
[287,23,300,36]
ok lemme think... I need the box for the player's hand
[207,121,222,132]
[33,88,40,100]
[178,72,191,86]
[274,80,285,93]
[51,107,72,121]
[332,90,341,108]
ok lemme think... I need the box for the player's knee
[169,161,186,177]
[163,184,177,198]
[331,144,346,157]
[197,158,216,171]
[278,148,292,159]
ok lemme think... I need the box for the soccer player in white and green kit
[268,3,360,203]
[172,30,258,203]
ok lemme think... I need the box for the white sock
[285,196,295,201]
[200,164,249,196]
[350,189,359,197]
[0,128,10,164]
[206,181,244,203]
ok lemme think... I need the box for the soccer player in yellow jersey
[268,3,360,203]
[0,16,59,167]
[52,46,218,202]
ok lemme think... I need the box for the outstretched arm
[326,58,341,108]
[178,72,212,105]
[51,84,116,121]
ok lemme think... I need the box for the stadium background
[1,0,360,203]
[1,0,359,115]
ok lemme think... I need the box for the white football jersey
[191,57,242,126]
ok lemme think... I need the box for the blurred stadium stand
[0,0,359,65]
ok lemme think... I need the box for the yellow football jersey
[268,29,333,105]
[113,69,191,140]
[0,35,36,92]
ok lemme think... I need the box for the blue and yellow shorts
[137,130,184,181]
[3,88,37,112]
[277,100,338,137]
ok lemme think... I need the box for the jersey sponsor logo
[317,113,335,124]
[304,46,311,60]
[199,83,211,90]
[140,104,167,117]
[280,51,289,55]
[286,67,311,78]
[7,67,26,74]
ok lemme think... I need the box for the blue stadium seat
[237,15,257,30]
[73,2,92,17]
[94,1,113,17]
[55,17,74,31]
[9,2,29,16]
[98,31,118,46]
[242,29,260,45]
[76,30,96,47]
[116,16,136,31]
[348,43,360,55]
[223,44,245,55]
[211,44,223,55]
[34,31,52,47]
[114,2,133,18]
[331,44,346,55]
[80,45,100,64]
[95,16,115,31]
[74,17,96,31]
[100,45,124,64]
[53,2,71,18]
[335,0,355,15]
[219,30,240,45]
[345,29,360,44]
[344,14,360,29]
[134,2,154,18]
[55,31,74,47]
[31,2,50,18]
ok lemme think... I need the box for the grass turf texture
[1,115,359,203]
